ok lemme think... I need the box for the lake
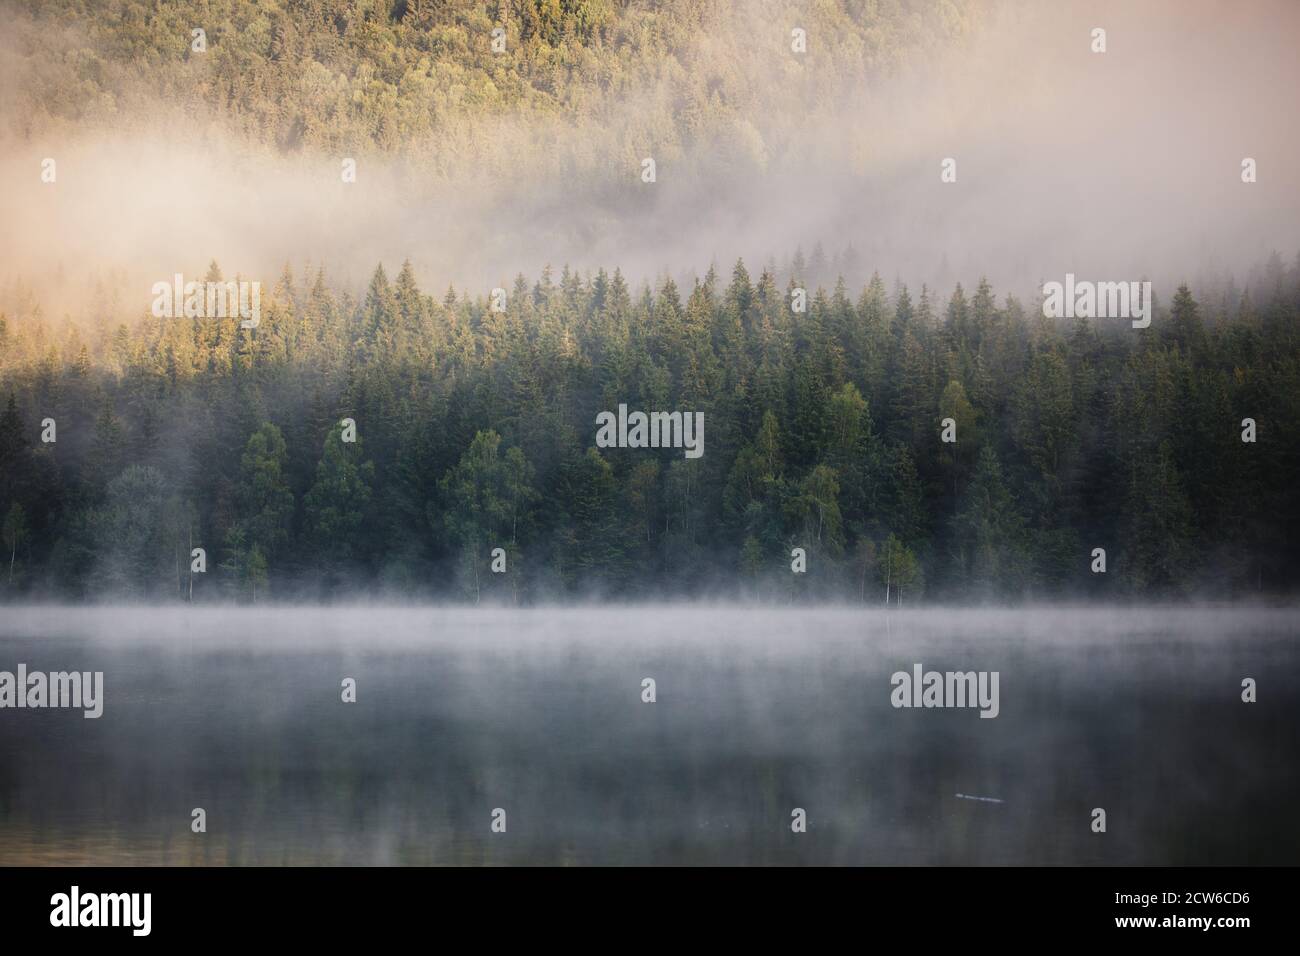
[0,605,1297,865]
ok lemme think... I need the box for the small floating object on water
[955,793,1004,804]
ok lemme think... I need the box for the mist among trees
[2,253,1297,603]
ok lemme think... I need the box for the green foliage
[88,465,185,598]
[955,445,1028,596]
[4,0,983,175]
[303,421,375,568]
[878,532,921,604]
[235,422,295,560]
[439,429,536,601]
[1,252,1299,602]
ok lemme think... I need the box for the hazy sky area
[2,0,1298,319]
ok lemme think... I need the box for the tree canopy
[2,253,1297,603]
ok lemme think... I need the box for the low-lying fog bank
[2,603,1295,650]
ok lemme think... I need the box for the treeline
[2,253,1299,603]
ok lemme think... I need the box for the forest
[2,252,1298,603]
[5,0,977,170]
[2,1,1297,603]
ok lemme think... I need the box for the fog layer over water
[1,606,1297,864]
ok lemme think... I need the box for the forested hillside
[5,0,977,171]
[2,1,1296,603]
[2,255,1298,602]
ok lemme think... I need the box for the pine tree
[303,422,375,570]
[954,445,1027,597]
[234,423,295,561]
[441,430,536,602]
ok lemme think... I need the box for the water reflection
[1,606,1297,865]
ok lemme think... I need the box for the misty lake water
[1,606,1297,865]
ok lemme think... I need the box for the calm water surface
[0,605,1297,865]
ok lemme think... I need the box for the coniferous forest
[4,0,1300,892]
[2,0,1298,603]
[2,254,1298,603]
